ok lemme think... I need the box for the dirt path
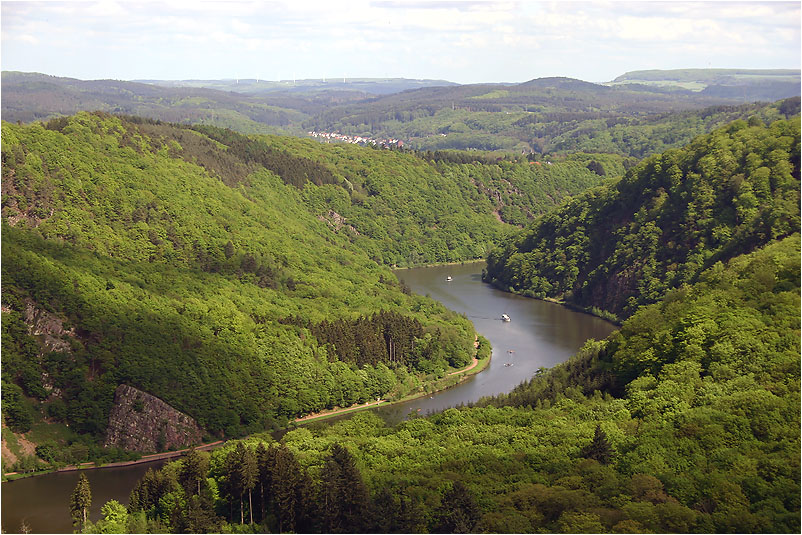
[448,356,479,376]
[448,336,481,376]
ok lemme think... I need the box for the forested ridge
[1,108,799,534]
[485,117,800,320]
[1,110,614,470]
[2,112,526,467]
[77,116,801,534]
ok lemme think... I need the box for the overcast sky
[1,0,799,84]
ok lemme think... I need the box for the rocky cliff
[104,384,204,452]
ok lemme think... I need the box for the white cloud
[0,0,798,82]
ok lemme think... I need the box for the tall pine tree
[226,443,257,525]
[179,448,209,497]
[434,481,481,533]
[69,473,92,532]
[320,443,370,533]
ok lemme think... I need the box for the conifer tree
[269,444,314,533]
[255,443,274,523]
[179,448,209,497]
[581,424,614,464]
[226,442,257,525]
[69,473,92,531]
[320,443,370,533]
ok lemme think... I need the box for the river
[1,261,616,533]
[368,262,616,422]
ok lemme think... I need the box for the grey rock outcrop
[23,298,75,353]
[104,384,204,452]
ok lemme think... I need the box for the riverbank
[2,440,225,482]
[292,336,490,425]
[3,342,491,481]
[484,278,621,326]
[393,258,486,270]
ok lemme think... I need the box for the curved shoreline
[4,343,490,480]
[292,340,488,425]
[2,440,225,481]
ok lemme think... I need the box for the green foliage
[486,117,801,318]
[320,444,370,533]
[88,500,128,534]
[1,112,486,441]
[158,213,795,534]
[69,473,92,530]
[477,235,800,532]
[5,71,798,158]
[434,481,481,533]
[580,424,613,464]
[306,80,797,155]
[1,381,35,433]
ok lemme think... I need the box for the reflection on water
[2,460,168,534]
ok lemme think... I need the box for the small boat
[501,314,511,322]
[446,276,453,282]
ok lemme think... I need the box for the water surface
[343,261,616,423]
[2,460,167,534]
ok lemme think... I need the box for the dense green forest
[80,236,799,533]
[485,117,801,320]
[236,131,613,260]
[77,116,800,533]
[1,104,799,533]
[307,88,800,155]
[2,112,521,463]
[1,110,615,470]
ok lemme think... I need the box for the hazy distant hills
[612,67,800,86]
[134,77,458,95]
[0,71,311,133]
[2,69,799,154]
[610,68,801,99]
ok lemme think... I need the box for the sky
[1,0,800,84]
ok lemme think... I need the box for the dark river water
[1,261,616,533]
[1,460,168,534]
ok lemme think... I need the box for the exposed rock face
[23,298,75,353]
[104,384,204,452]
[318,210,360,236]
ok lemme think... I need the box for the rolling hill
[4,70,799,155]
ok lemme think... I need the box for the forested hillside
[79,115,801,534]
[3,105,798,533]
[84,234,799,533]
[1,111,617,470]
[485,117,800,319]
[2,112,510,461]
[0,71,309,134]
[302,83,799,154]
[232,131,613,262]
